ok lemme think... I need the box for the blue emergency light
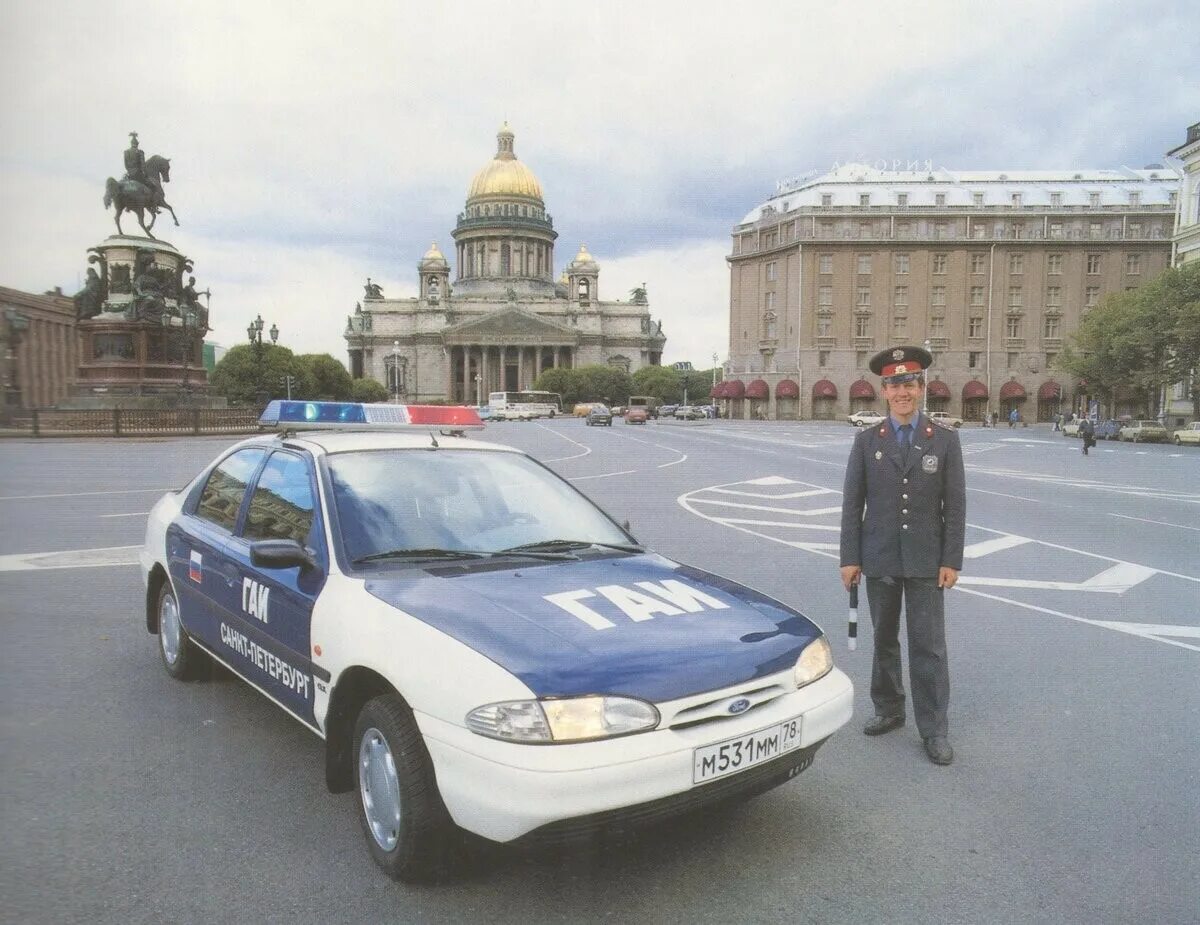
[259,401,484,430]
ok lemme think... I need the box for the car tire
[1175,436,1182,445]
[157,580,207,681]
[353,694,459,882]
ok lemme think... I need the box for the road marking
[1109,513,1200,533]
[0,546,141,572]
[100,511,150,518]
[536,422,592,461]
[708,487,836,500]
[962,534,1033,558]
[568,469,638,481]
[967,487,1042,502]
[0,488,174,501]
[689,498,841,516]
[716,518,840,531]
[958,562,1157,594]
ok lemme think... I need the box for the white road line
[708,487,835,500]
[1109,513,1200,533]
[967,487,1042,502]
[962,534,1033,558]
[714,518,840,531]
[0,546,141,572]
[690,497,841,516]
[567,469,638,481]
[535,422,592,461]
[0,488,174,501]
[958,562,1157,594]
[100,512,150,518]
[1092,621,1200,639]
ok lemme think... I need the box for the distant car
[586,404,613,427]
[1119,420,1167,443]
[624,407,649,425]
[1062,420,1083,437]
[1095,419,1125,440]
[1173,422,1200,446]
[847,410,886,428]
[573,403,595,418]
[927,411,963,429]
[674,406,704,420]
[659,405,679,418]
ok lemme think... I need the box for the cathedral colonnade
[445,343,574,405]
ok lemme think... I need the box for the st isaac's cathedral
[345,124,666,403]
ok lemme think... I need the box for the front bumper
[418,667,853,843]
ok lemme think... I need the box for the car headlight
[466,696,660,744]
[794,635,833,688]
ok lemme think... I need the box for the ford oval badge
[728,698,751,715]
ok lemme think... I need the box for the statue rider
[123,132,149,193]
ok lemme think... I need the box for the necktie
[899,424,913,460]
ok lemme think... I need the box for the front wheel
[353,695,459,881]
[157,581,207,680]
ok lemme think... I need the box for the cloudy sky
[1,0,1197,367]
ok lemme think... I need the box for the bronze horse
[104,154,180,239]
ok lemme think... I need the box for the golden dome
[421,241,447,264]
[569,243,597,268]
[467,124,544,202]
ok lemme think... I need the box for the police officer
[839,345,966,765]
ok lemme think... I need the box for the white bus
[487,390,562,421]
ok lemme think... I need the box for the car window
[195,448,267,532]
[244,451,316,545]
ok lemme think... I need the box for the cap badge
[894,363,908,374]
[892,349,904,360]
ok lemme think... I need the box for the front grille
[512,737,827,849]
[665,682,789,730]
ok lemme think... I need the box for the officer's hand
[938,567,959,589]
[840,566,861,591]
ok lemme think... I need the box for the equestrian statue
[103,132,180,238]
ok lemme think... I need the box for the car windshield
[326,448,632,565]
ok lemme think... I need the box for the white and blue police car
[140,401,853,880]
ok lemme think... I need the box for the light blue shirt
[889,415,920,445]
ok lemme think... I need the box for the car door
[219,449,328,728]
[167,447,268,653]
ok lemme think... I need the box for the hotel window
[932,286,946,307]
[894,285,909,307]
[766,261,777,281]
[859,222,872,238]
[1008,287,1023,309]
[1009,254,1024,274]
[1085,286,1100,307]
[860,193,870,207]
[818,348,830,364]
[935,193,946,207]
[895,253,910,274]
[897,193,908,207]
[1006,316,1022,338]
[933,253,947,274]
[1129,191,1140,207]
[893,316,907,335]
[821,193,832,207]
[1046,353,1057,368]
[970,286,985,307]
[935,223,948,239]
[968,317,983,338]
[818,285,833,306]
[1128,222,1142,237]
[973,225,987,239]
[1086,254,1101,274]
[857,254,872,274]
[1089,222,1103,239]
[1089,192,1101,208]
[1012,193,1022,207]
[1046,286,1061,307]
[857,286,871,307]
[819,254,833,274]
[855,315,870,337]
[1050,192,1062,207]
[1006,352,1018,368]
[929,316,945,337]
[1011,224,1025,239]
[1049,223,1063,239]
[972,192,984,207]
[968,351,981,368]
[1126,254,1142,274]
[971,253,986,274]
[1047,254,1063,274]
[857,351,869,367]
[765,292,776,313]
[898,222,911,237]
[818,318,831,338]
[1043,316,1060,339]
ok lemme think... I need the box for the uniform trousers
[865,576,950,739]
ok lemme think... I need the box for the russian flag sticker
[189,550,203,583]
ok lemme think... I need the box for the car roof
[229,430,522,458]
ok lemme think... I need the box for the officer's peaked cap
[869,345,933,384]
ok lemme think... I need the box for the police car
[139,401,853,881]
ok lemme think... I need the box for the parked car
[1095,419,1125,440]
[659,404,679,418]
[625,407,649,425]
[1173,422,1200,446]
[586,404,614,427]
[847,410,886,428]
[572,403,596,418]
[1119,420,1168,443]
[1062,420,1083,437]
[674,406,704,420]
[927,411,963,428]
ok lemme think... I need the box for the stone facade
[1,286,77,415]
[346,125,665,402]
[725,164,1177,422]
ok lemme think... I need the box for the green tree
[575,364,632,404]
[534,367,583,404]
[681,368,720,404]
[351,378,390,403]
[630,365,681,403]
[297,354,354,400]
[210,344,313,405]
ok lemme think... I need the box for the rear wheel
[353,695,459,881]
[157,582,207,680]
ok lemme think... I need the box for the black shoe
[863,713,905,736]
[924,736,953,765]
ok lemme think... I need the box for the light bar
[259,401,484,431]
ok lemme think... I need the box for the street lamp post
[392,340,400,402]
[247,314,280,402]
[474,373,482,408]
[712,353,719,388]
[922,337,932,415]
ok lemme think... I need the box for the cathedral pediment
[442,306,577,345]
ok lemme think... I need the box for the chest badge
[922,454,939,473]
[875,450,883,460]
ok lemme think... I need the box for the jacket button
[902,493,908,500]
[902,478,909,484]
[902,509,908,515]
[902,524,909,530]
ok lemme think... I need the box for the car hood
[363,553,822,702]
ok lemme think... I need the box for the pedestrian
[1053,412,1061,432]
[839,345,966,766]
[1008,408,1018,428]
[1080,417,1095,455]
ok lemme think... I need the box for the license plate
[693,716,802,784]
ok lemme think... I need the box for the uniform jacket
[840,413,966,577]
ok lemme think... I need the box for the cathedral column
[481,346,489,402]
[461,345,471,405]
[445,346,454,402]
[534,346,542,382]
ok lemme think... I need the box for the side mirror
[250,539,318,572]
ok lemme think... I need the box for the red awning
[710,383,723,399]
[1000,380,1027,399]
[745,379,769,400]
[775,379,800,399]
[962,380,988,400]
[812,379,837,399]
[724,379,746,399]
[1038,380,1061,400]
[926,379,951,400]
[848,378,876,400]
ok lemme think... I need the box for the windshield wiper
[501,539,644,554]
[353,547,576,565]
